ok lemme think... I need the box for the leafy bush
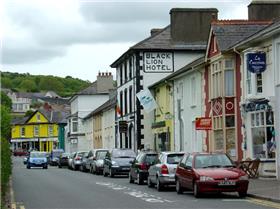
[1,137,12,199]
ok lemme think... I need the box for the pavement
[248,178,280,203]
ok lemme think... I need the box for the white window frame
[224,59,235,97]
[210,60,222,99]
[250,110,275,159]
[191,76,196,107]
[34,125,39,137]
[72,117,78,133]
[48,125,54,136]
[20,127,25,137]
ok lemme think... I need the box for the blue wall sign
[247,52,266,73]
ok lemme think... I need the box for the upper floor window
[191,77,196,106]
[124,61,128,82]
[224,59,234,96]
[34,125,39,136]
[211,61,222,98]
[120,65,123,85]
[18,104,23,111]
[72,117,78,133]
[120,91,123,117]
[246,71,263,95]
[124,89,128,115]
[129,86,132,113]
[256,73,263,93]
[48,125,53,136]
[129,57,132,79]
[20,127,25,137]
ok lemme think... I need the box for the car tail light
[75,157,81,160]
[161,164,169,174]
[139,163,148,170]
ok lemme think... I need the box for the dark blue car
[27,152,48,169]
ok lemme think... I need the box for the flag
[136,89,157,113]
[116,101,122,116]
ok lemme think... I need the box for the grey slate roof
[12,110,69,125]
[77,81,98,95]
[38,97,69,105]
[233,18,280,49]
[149,56,205,89]
[212,20,271,52]
[111,25,206,67]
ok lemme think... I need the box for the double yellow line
[247,197,280,209]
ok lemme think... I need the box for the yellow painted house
[149,82,174,151]
[11,110,64,152]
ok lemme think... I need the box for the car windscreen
[167,153,184,164]
[30,152,46,158]
[78,152,87,157]
[194,154,233,168]
[112,150,136,158]
[144,154,158,164]
[96,151,108,159]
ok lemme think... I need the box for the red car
[13,149,28,156]
[175,152,249,198]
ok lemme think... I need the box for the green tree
[1,77,13,88]
[1,91,12,110]
[39,77,64,93]
[24,110,34,117]
[1,105,11,139]
[19,79,37,92]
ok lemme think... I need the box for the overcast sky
[1,0,251,82]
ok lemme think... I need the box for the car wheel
[156,177,163,191]
[137,173,143,185]
[27,165,30,169]
[147,176,154,188]
[58,164,62,168]
[129,172,134,183]
[109,168,114,178]
[193,182,200,198]
[176,179,183,194]
[238,191,247,198]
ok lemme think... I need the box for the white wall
[102,108,115,150]
[173,68,204,152]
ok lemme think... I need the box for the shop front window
[251,111,275,159]
[214,130,223,152]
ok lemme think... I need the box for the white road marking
[95,181,175,203]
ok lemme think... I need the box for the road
[12,157,279,209]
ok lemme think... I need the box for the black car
[58,153,70,168]
[129,151,158,185]
[103,148,136,177]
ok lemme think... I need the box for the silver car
[86,149,109,174]
[147,152,185,191]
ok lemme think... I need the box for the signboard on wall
[119,120,128,133]
[143,52,174,73]
[247,52,266,73]
[195,117,212,130]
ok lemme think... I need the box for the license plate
[218,181,236,186]
[122,168,129,170]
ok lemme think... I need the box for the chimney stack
[170,8,218,44]
[96,71,114,93]
[248,0,280,21]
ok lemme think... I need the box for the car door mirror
[184,165,192,170]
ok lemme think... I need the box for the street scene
[1,0,280,209]
[11,157,279,209]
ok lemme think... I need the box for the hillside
[1,72,91,97]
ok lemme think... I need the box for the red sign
[195,117,212,130]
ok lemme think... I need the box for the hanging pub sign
[195,117,212,130]
[247,52,266,73]
[119,120,128,133]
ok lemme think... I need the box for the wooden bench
[238,158,260,178]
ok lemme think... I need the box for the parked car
[68,152,76,169]
[80,151,90,172]
[103,148,136,177]
[147,152,185,191]
[49,149,64,166]
[13,148,28,156]
[129,151,158,185]
[26,151,48,169]
[86,149,109,174]
[175,152,249,198]
[70,151,88,170]
[58,153,70,168]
